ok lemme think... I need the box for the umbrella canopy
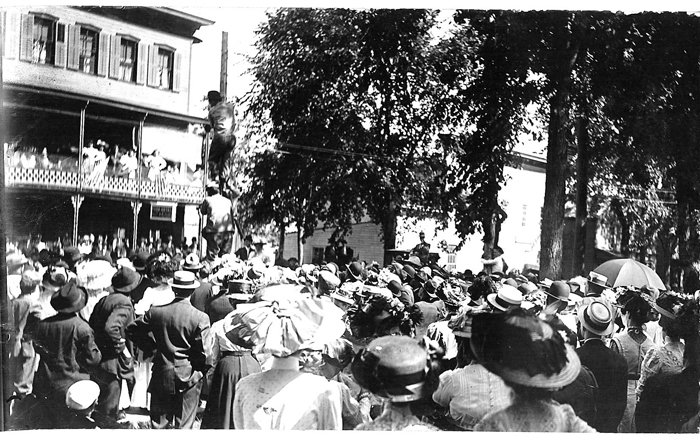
[593,258,666,290]
[225,284,346,357]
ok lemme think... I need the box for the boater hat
[182,253,203,271]
[168,270,200,290]
[487,284,523,312]
[587,272,609,288]
[578,299,614,336]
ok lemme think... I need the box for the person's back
[202,194,233,233]
[576,339,628,432]
[208,101,235,137]
[233,356,342,430]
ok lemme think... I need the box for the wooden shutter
[136,41,147,85]
[97,32,109,76]
[172,52,182,92]
[67,24,80,70]
[147,44,158,87]
[19,13,33,61]
[109,34,121,79]
[5,11,20,59]
[54,23,66,67]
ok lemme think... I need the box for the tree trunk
[278,223,285,259]
[611,199,630,257]
[574,115,589,276]
[539,25,579,282]
[382,199,398,266]
[540,84,573,281]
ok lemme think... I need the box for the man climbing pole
[204,90,239,201]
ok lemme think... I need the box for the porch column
[71,194,84,246]
[131,201,142,251]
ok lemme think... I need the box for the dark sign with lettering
[150,203,176,222]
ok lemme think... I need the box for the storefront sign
[150,202,177,222]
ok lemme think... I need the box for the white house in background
[284,151,547,272]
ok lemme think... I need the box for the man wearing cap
[576,299,628,433]
[6,251,29,300]
[28,280,102,428]
[88,267,138,421]
[200,183,235,263]
[126,270,212,429]
[205,90,236,194]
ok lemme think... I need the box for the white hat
[168,270,200,290]
[487,284,523,312]
[587,271,609,288]
[65,380,100,411]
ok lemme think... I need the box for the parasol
[224,284,345,357]
[593,258,666,290]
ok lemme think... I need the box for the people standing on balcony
[200,183,235,264]
[144,149,167,193]
[116,148,138,179]
[205,90,238,200]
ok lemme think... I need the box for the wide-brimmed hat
[168,270,200,290]
[65,380,100,411]
[402,265,417,279]
[111,267,142,293]
[545,280,571,303]
[539,278,554,290]
[347,261,364,281]
[489,271,505,282]
[518,282,538,295]
[182,253,203,271]
[400,256,423,269]
[51,280,88,313]
[321,262,339,276]
[587,272,609,288]
[318,270,341,294]
[253,237,266,246]
[77,260,117,290]
[578,299,614,336]
[387,279,404,298]
[487,285,523,312]
[472,310,581,390]
[42,265,72,291]
[351,335,430,403]
[330,287,355,305]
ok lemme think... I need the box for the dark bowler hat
[545,280,571,303]
[131,251,150,273]
[51,280,88,313]
[207,90,222,101]
[111,267,142,293]
[62,246,82,266]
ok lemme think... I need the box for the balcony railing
[5,153,204,204]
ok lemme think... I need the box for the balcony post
[71,194,85,246]
[131,201,142,251]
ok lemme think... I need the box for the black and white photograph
[1,1,699,432]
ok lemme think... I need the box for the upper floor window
[32,16,55,64]
[119,38,137,82]
[79,27,98,74]
[156,47,173,90]
[148,44,181,92]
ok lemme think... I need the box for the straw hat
[168,270,200,290]
[486,284,523,312]
[578,299,614,336]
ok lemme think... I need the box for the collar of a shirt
[270,355,300,370]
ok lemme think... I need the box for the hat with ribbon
[487,284,523,312]
[545,280,571,303]
[130,251,150,273]
[51,280,88,313]
[226,279,255,301]
[401,256,423,269]
[168,270,200,291]
[111,267,142,293]
[578,299,614,336]
[587,272,609,288]
[183,253,204,272]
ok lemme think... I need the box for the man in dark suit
[88,266,137,421]
[576,299,628,433]
[234,235,254,261]
[126,271,212,429]
[335,238,354,267]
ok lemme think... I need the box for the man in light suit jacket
[126,271,212,429]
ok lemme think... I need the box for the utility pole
[0,10,9,431]
[220,31,228,101]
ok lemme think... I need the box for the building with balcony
[2,6,214,255]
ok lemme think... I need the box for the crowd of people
[4,238,700,432]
